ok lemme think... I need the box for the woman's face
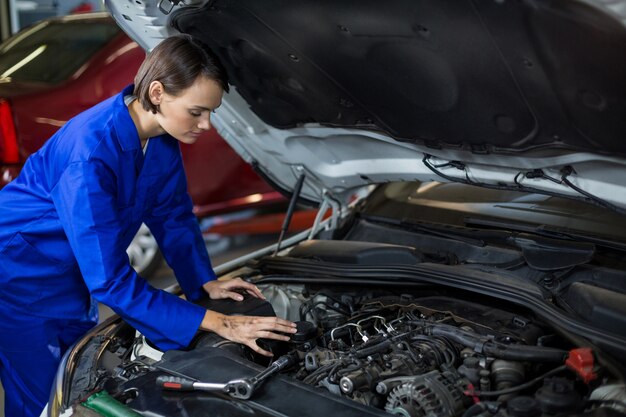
[151,75,224,144]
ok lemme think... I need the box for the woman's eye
[190,111,201,117]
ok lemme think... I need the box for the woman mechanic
[0,34,297,417]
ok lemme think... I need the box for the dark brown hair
[133,34,229,114]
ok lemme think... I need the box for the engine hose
[461,401,500,417]
[426,324,481,347]
[352,328,432,359]
[428,324,567,362]
[82,391,143,417]
[469,365,567,397]
[483,341,567,363]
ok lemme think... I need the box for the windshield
[0,19,120,84]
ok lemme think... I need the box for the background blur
[1,0,103,39]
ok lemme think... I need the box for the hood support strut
[308,192,342,240]
[274,173,306,256]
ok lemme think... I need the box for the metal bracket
[308,192,341,239]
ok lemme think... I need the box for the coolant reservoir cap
[292,321,317,342]
[536,377,583,414]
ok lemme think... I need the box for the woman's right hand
[200,310,297,356]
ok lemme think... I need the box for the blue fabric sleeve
[143,151,217,302]
[50,161,206,351]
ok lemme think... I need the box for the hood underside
[106,0,626,210]
[171,0,626,154]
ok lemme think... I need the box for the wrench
[157,352,297,400]
[156,375,254,399]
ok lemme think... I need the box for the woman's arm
[51,160,207,350]
[143,145,216,300]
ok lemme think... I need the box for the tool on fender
[157,352,298,400]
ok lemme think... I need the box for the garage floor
[0,232,280,417]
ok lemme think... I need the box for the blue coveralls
[0,85,216,417]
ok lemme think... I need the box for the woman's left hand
[203,278,266,301]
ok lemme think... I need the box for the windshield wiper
[465,216,626,252]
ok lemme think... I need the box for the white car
[46,1,626,416]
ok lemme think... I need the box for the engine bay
[80,279,626,417]
[61,225,626,417]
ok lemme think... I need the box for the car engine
[253,286,600,417]
[82,281,625,417]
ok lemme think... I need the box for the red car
[0,12,284,275]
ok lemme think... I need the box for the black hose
[354,339,392,358]
[482,342,567,363]
[429,324,480,347]
[469,365,567,397]
[303,362,337,384]
[327,361,346,382]
[427,324,567,363]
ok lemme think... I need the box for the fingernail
[237,295,243,301]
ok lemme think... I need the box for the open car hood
[105,0,626,211]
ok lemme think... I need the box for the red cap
[565,348,597,384]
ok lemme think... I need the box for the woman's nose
[198,114,211,131]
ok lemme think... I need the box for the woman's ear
[148,81,164,108]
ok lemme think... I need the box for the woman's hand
[201,310,297,356]
[203,277,265,301]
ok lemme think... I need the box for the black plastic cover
[561,282,626,336]
[509,236,595,271]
